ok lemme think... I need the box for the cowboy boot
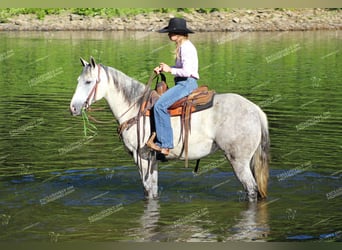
[146,132,161,151]
[146,132,169,156]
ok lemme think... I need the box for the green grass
[0,8,232,21]
[0,8,63,21]
[0,8,339,22]
[69,8,232,17]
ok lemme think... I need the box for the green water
[0,30,341,242]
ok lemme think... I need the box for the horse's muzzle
[70,104,81,116]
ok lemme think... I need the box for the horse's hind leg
[230,158,258,202]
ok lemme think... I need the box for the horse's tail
[251,107,270,199]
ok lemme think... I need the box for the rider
[147,17,199,156]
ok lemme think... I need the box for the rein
[118,72,158,136]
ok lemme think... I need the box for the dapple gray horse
[70,57,270,202]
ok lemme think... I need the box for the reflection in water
[227,202,269,241]
[139,199,160,241]
[129,199,160,242]
[129,199,269,242]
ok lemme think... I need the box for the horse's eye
[85,80,92,84]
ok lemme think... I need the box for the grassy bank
[0,8,230,22]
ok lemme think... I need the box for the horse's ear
[90,56,96,68]
[80,57,88,67]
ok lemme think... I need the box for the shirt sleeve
[171,42,199,78]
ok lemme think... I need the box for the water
[0,30,341,242]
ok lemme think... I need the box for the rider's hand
[154,63,171,74]
[154,65,162,74]
[159,63,171,73]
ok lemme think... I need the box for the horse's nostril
[70,105,77,114]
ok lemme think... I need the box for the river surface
[0,30,341,242]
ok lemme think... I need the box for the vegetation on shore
[1,8,340,31]
[0,8,232,22]
[0,8,340,23]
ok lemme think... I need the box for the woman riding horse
[147,18,199,156]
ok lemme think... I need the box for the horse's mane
[102,65,146,106]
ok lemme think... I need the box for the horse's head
[70,57,107,116]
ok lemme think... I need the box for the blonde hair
[174,34,189,60]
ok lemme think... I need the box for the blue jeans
[153,77,198,149]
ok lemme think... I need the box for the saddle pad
[168,90,215,116]
[168,85,209,109]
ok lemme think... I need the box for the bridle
[83,64,102,110]
[81,67,158,131]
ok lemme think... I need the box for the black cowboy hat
[158,17,194,34]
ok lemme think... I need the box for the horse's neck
[103,66,145,123]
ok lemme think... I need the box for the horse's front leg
[134,152,159,199]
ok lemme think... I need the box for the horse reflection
[129,199,160,241]
[130,199,269,242]
[227,201,269,241]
